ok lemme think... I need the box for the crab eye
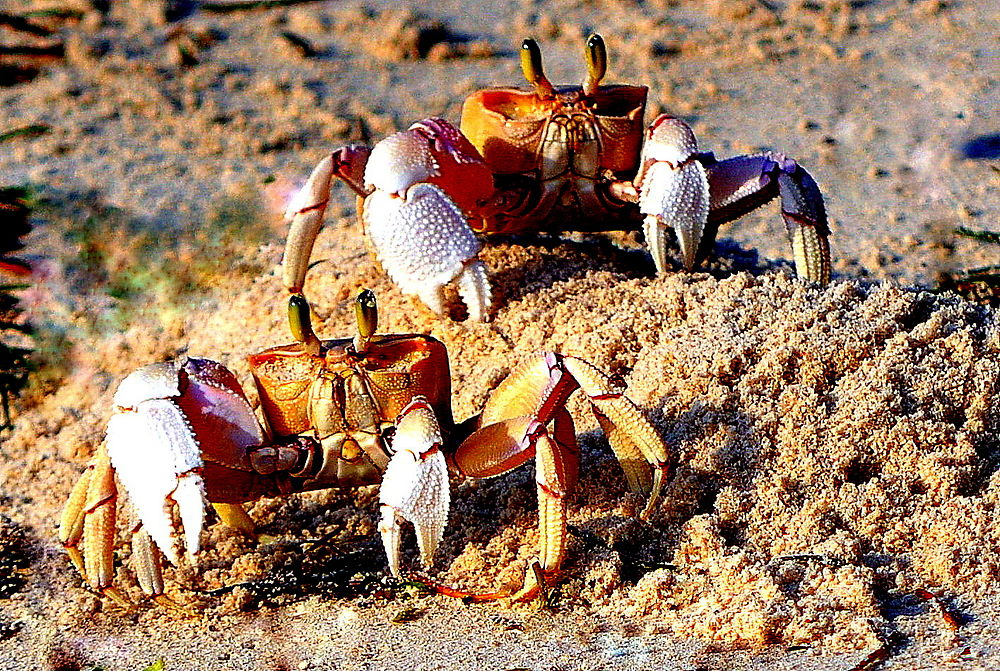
[288,293,321,355]
[520,37,555,98]
[355,289,378,340]
[584,33,607,96]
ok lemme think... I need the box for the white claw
[457,260,492,322]
[378,510,404,578]
[364,183,489,319]
[639,116,711,273]
[378,401,450,574]
[105,367,207,566]
[173,473,206,558]
[365,130,439,195]
[642,215,671,275]
[112,361,180,408]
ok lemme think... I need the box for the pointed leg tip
[510,558,549,605]
[101,586,135,611]
[154,594,198,616]
[65,547,86,577]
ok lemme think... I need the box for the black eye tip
[587,33,604,47]
[522,37,537,50]
[357,288,376,306]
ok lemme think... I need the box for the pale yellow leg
[82,446,118,591]
[59,461,95,580]
[562,356,672,519]
[212,502,256,537]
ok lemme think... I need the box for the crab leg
[449,352,669,599]
[60,357,276,601]
[452,409,579,600]
[701,151,831,284]
[633,114,831,283]
[378,397,451,577]
[283,145,372,294]
[58,442,130,605]
[532,410,578,579]
[476,353,669,509]
[130,523,165,598]
[560,356,670,517]
[59,452,96,578]
[106,364,209,565]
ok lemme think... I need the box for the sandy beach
[1,0,999,669]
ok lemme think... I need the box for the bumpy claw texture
[65,357,268,599]
[363,183,490,321]
[378,397,450,577]
[638,116,711,273]
[360,119,496,321]
[365,131,439,195]
[106,362,208,565]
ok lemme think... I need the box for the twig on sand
[848,646,888,671]
[915,589,962,633]
[0,124,50,143]
[200,0,325,12]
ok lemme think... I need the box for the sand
[1,0,999,669]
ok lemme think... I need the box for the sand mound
[418,268,1000,651]
[602,274,999,649]
[137,243,1000,651]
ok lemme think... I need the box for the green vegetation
[57,186,272,329]
[10,183,275,406]
[940,226,1000,307]
[0,187,34,430]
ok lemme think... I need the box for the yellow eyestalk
[288,293,321,355]
[353,289,378,354]
[583,33,607,96]
[520,38,555,99]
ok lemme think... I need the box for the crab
[283,34,831,322]
[59,290,671,606]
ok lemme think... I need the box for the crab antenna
[288,293,321,355]
[353,289,378,354]
[520,38,555,98]
[584,33,607,96]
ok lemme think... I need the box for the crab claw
[364,185,491,321]
[105,362,206,565]
[378,397,450,577]
[637,115,711,273]
[362,118,495,321]
[107,358,265,567]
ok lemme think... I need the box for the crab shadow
[960,133,1000,160]
[486,229,786,308]
[429,400,769,593]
